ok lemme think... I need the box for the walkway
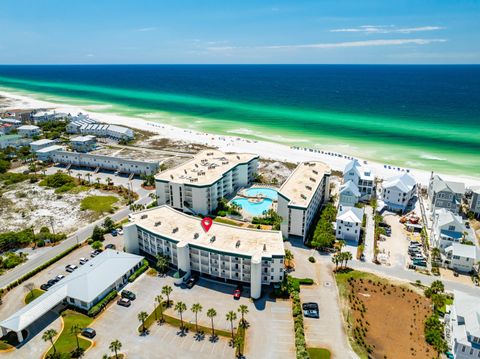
[364,206,375,262]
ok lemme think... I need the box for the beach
[1,89,479,189]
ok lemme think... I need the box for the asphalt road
[0,194,152,289]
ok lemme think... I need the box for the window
[271,276,274,280]
[263,276,267,280]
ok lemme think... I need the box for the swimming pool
[231,197,273,216]
[245,187,278,200]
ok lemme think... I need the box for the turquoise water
[0,65,478,178]
[232,198,274,216]
[245,187,278,200]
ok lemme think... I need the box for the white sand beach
[1,90,479,188]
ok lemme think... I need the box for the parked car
[304,309,320,318]
[56,275,65,281]
[302,302,319,311]
[233,289,241,300]
[65,264,78,273]
[117,229,124,235]
[79,257,89,265]
[185,275,199,289]
[81,328,96,339]
[111,230,118,237]
[90,249,102,258]
[48,279,58,286]
[105,244,116,250]
[117,298,131,307]
[40,283,51,291]
[121,290,136,300]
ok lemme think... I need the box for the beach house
[428,174,465,214]
[0,134,31,149]
[380,172,417,213]
[338,180,361,206]
[444,290,480,359]
[70,135,97,152]
[124,205,285,299]
[468,187,480,219]
[444,242,479,273]
[277,161,330,242]
[30,138,57,152]
[343,159,374,201]
[335,205,364,242]
[17,125,41,138]
[155,150,258,215]
[35,145,65,162]
[431,208,468,251]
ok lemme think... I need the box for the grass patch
[80,195,118,213]
[46,310,93,358]
[213,217,243,226]
[24,288,45,304]
[68,185,90,194]
[307,348,331,359]
[438,296,454,316]
[0,330,27,350]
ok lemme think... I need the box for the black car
[40,283,51,291]
[185,275,199,289]
[105,244,116,250]
[47,279,57,286]
[302,302,319,310]
[121,290,136,300]
[81,328,96,338]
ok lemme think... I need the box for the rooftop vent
[210,236,216,243]
[184,169,187,174]
[309,177,316,182]
[313,170,318,174]
[172,227,179,233]
[194,233,199,239]
[195,164,198,168]
[301,194,307,200]
[306,185,312,191]
[263,243,267,251]
[236,240,241,248]
[236,155,240,159]
[154,221,161,227]
[170,175,174,180]
[140,214,148,219]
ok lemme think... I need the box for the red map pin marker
[201,217,213,232]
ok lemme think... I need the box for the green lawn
[80,195,118,213]
[24,288,45,304]
[213,217,243,226]
[307,348,331,359]
[0,330,27,350]
[46,310,93,358]
[438,297,454,316]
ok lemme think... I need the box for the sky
[0,0,479,64]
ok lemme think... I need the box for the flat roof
[70,135,96,142]
[36,145,65,153]
[30,139,56,146]
[130,205,284,258]
[155,150,258,186]
[278,161,330,207]
[18,125,40,130]
[0,250,143,332]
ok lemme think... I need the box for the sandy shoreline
[1,89,479,188]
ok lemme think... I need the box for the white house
[338,180,361,206]
[343,159,374,201]
[155,150,258,215]
[30,139,57,152]
[277,161,330,242]
[0,118,22,128]
[469,187,480,219]
[17,125,41,138]
[0,134,31,149]
[431,208,467,251]
[66,116,96,133]
[0,250,144,342]
[36,145,65,162]
[335,205,364,242]
[124,205,285,299]
[445,243,479,273]
[445,290,480,359]
[380,172,417,213]
[428,174,465,214]
[70,135,97,152]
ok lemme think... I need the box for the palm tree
[332,253,340,270]
[337,240,346,251]
[96,177,101,184]
[109,339,122,359]
[42,328,58,353]
[156,255,169,274]
[155,294,164,322]
[207,308,217,336]
[70,324,81,351]
[431,247,441,261]
[226,311,237,339]
[162,285,173,307]
[191,303,203,332]
[237,304,249,326]
[175,301,187,329]
[138,311,148,333]
[234,334,244,357]
[85,172,92,183]
[343,251,353,268]
[106,177,112,187]
[284,249,294,268]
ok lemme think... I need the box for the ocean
[0,65,479,177]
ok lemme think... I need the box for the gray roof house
[428,174,465,214]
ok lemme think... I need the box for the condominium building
[70,135,97,152]
[343,159,374,201]
[445,290,480,359]
[30,138,57,152]
[277,161,330,241]
[155,150,258,215]
[380,172,417,213]
[79,123,134,141]
[36,145,66,162]
[428,174,465,214]
[124,205,285,299]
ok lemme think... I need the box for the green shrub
[308,256,316,263]
[88,290,117,317]
[128,259,149,282]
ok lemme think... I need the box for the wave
[419,153,448,161]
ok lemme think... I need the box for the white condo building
[335,205,364,242]
[277,161,330,242]
[343,159,374,201]
[155,150,258,215]
[445,290,480,359]
[124,205,285,299]
[380,172,417,213]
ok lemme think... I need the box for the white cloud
[207,38,447,51]
[85,54,95,57]
[330,25,444,34]
[135,27,157,32]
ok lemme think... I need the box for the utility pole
[49,216,55,235]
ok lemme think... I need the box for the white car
[65,264,78,273]
[56,274,65,281]
[117,229,124,235]
[79,257,89,265]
